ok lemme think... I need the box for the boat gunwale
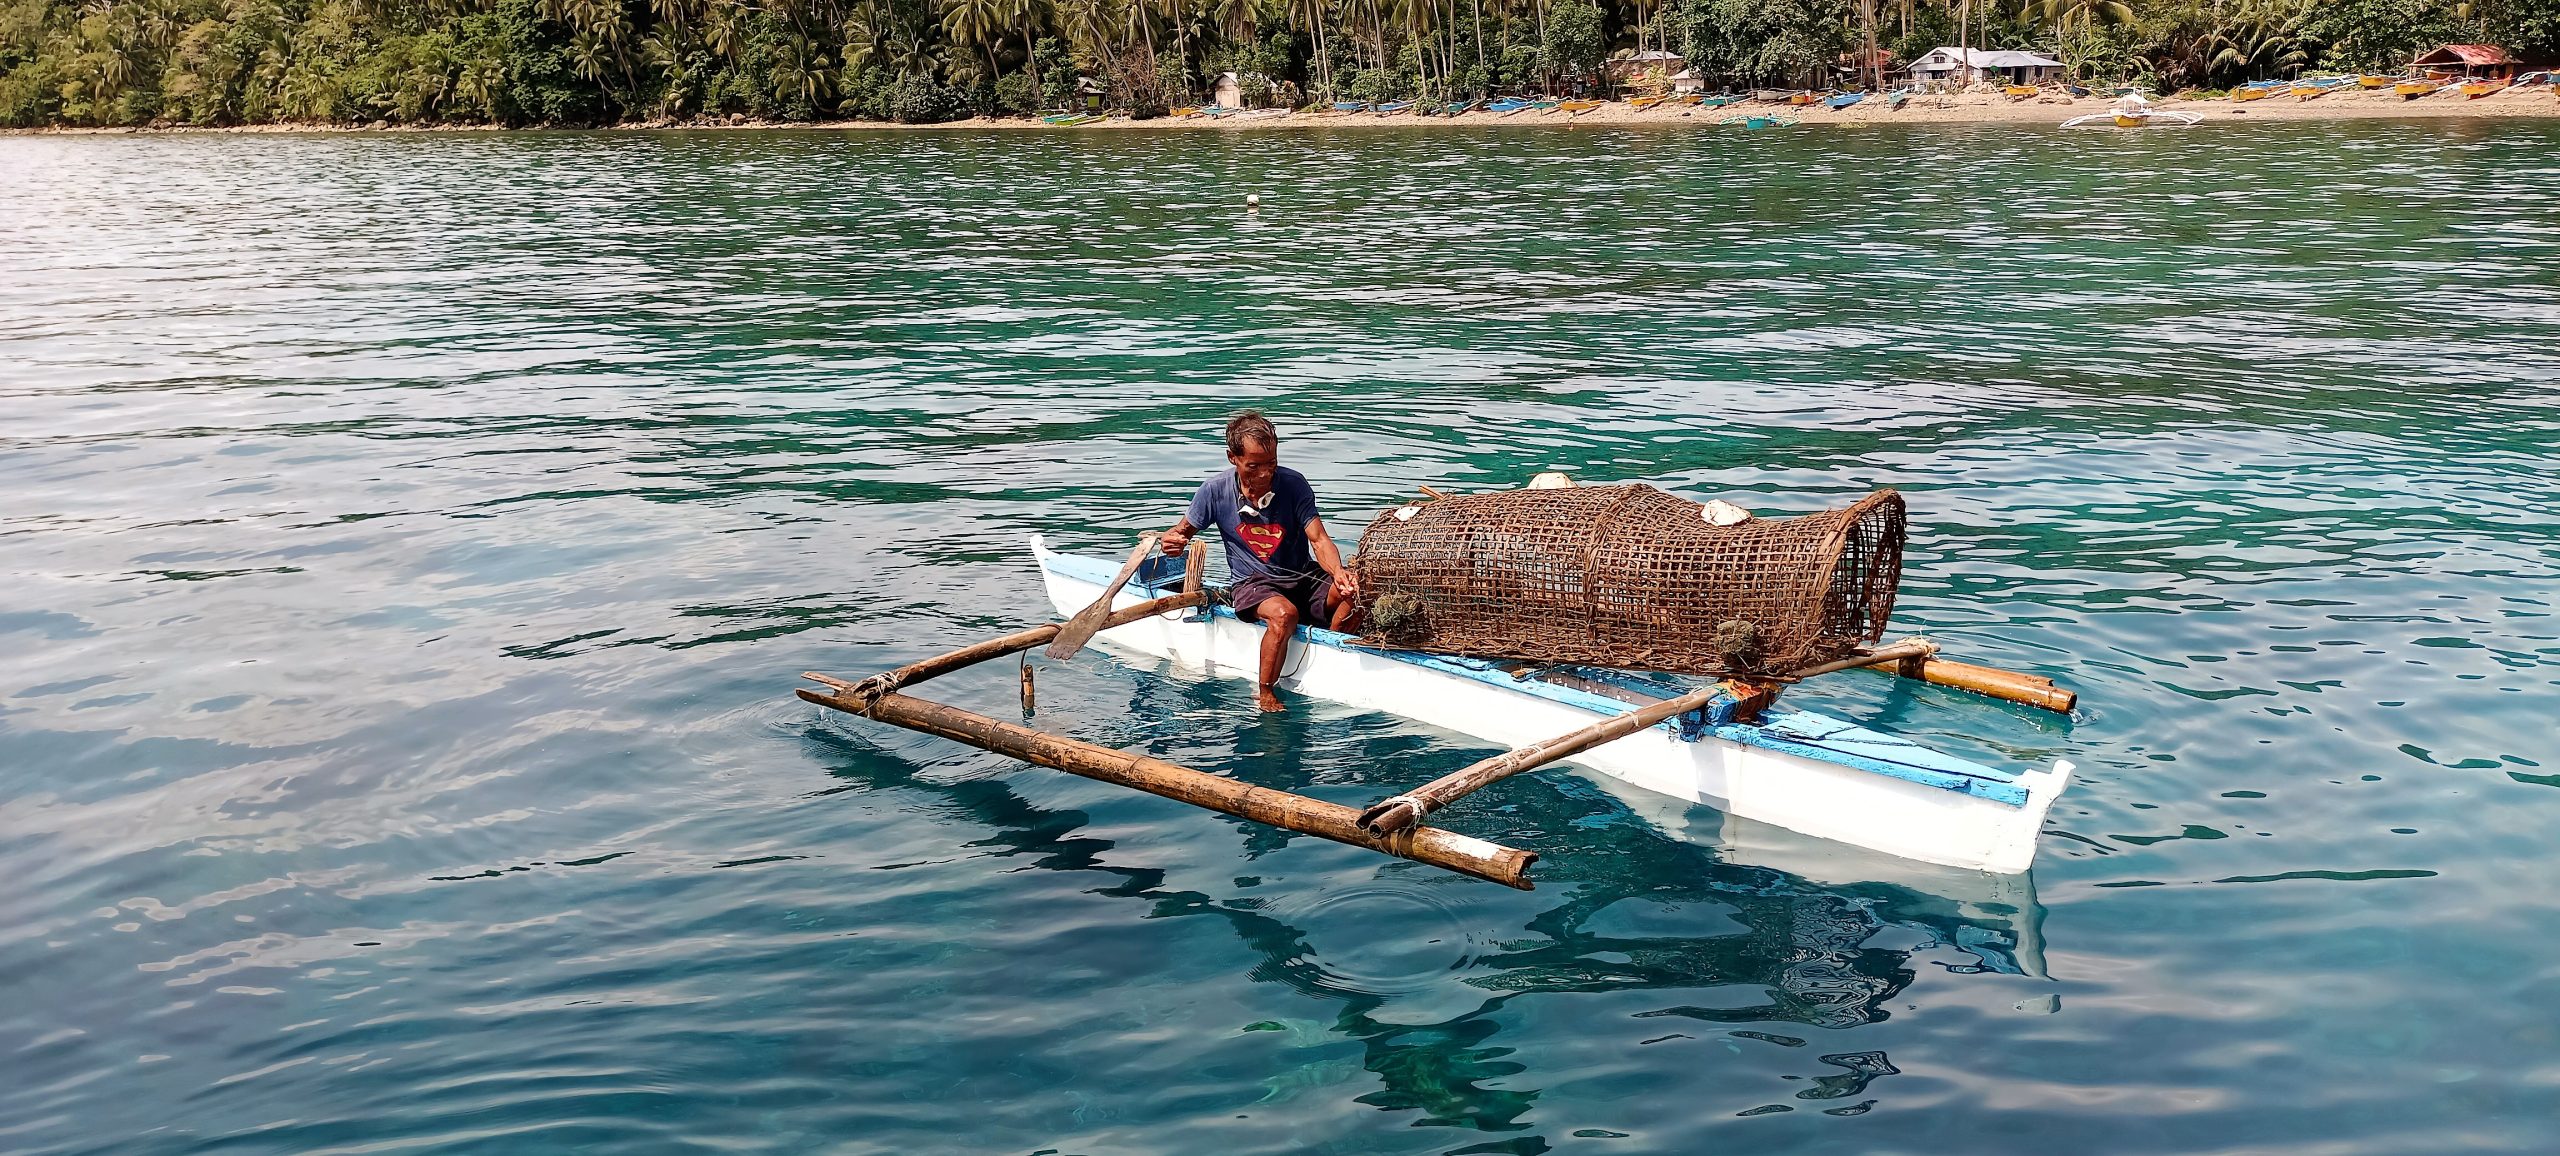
[1036,537,2033,807]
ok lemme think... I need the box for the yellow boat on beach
[2396,79,2441,98]
[2359,75,2393,88]
[1630,95,1669,109]
[2460,80,2505,98]
[1557,99,1604,112]
[2005,84,2039,98]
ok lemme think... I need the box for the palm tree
[1011,0,1048,103]
[2029,0,2131,34]
[944,0,1009,78]
[772,30,832,108]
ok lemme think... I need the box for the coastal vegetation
[0,0,2552,127]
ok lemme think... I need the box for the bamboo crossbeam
[1788,639,2078,713]
[820,590,1206,712]
[800,686,1538,889]
[1784,639,1939,680]
[1359,681,1742,837]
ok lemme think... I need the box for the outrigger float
[800,485,2078,891]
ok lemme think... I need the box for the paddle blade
[1043,535,1158,660]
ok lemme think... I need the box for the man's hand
[1331,568,1360,599]
[1160,528,1190,556]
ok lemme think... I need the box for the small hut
[1608,50,1687,86]
[1835,47,1898,88]
[2412,44,2519,80]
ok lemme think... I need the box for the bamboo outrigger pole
[1354,640,2077,837]
[803,684,1537,888]
[1359,680,1769,837]
[804,532,1537,889]
[1783,638,2077,713]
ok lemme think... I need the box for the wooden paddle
[1044,534,1160,660]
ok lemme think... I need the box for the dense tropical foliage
[1,0,2552,127]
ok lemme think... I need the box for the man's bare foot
[1256,688,1285,713]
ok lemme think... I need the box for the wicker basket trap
[1349,486,1906,675]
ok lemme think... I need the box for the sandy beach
[11,83,2558,135]
[1049,84,2560,129]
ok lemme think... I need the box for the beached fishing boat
[2359,74,2393,88]
[1557,98,1604,112]
[2460,79,2506,98]
[1486,97,1535,113]
[2005,84,2041,99]
[1041,112,1102,125]
[1630,94,1670,109]
[1721,112,1795,129]
[1699,93,1748,108]
[1003,538,2073,876]
[1826,91,1867,109]
[1374,99,1414,113]
[1332,100,1371,112]
[1788,90,1820,105]
[2396,79,2441,98]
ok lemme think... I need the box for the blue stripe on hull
[1042,549,2028,807]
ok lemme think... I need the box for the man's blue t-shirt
[1186,467,1321,584]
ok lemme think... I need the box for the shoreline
[10,86,2558,136]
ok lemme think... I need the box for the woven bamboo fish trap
[1350,486,1906,676]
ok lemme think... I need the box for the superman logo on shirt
[1237,522,1286,562]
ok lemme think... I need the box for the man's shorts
[1231,572,1334,625]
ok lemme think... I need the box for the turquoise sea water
[3,121,2557,1153]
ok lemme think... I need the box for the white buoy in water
[1246,193,1261,209]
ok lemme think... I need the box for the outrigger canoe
[2063,106,2202,128]
[1026,536,2073,875]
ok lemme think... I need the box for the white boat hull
[1033,537,2070,876]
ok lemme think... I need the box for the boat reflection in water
[809,692,2050,1130]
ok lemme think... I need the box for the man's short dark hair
[1226,411,1278,456]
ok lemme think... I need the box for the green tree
[1539,0,1600,84]
[2298,0,2450,71]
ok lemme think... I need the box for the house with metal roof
[2412,44,2520,79]
[1905,47,2065,86]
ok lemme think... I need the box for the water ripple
[2,122,2557,1154]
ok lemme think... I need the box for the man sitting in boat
[1159,411,1361,713]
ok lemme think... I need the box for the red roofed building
[2412,44,2519,80]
